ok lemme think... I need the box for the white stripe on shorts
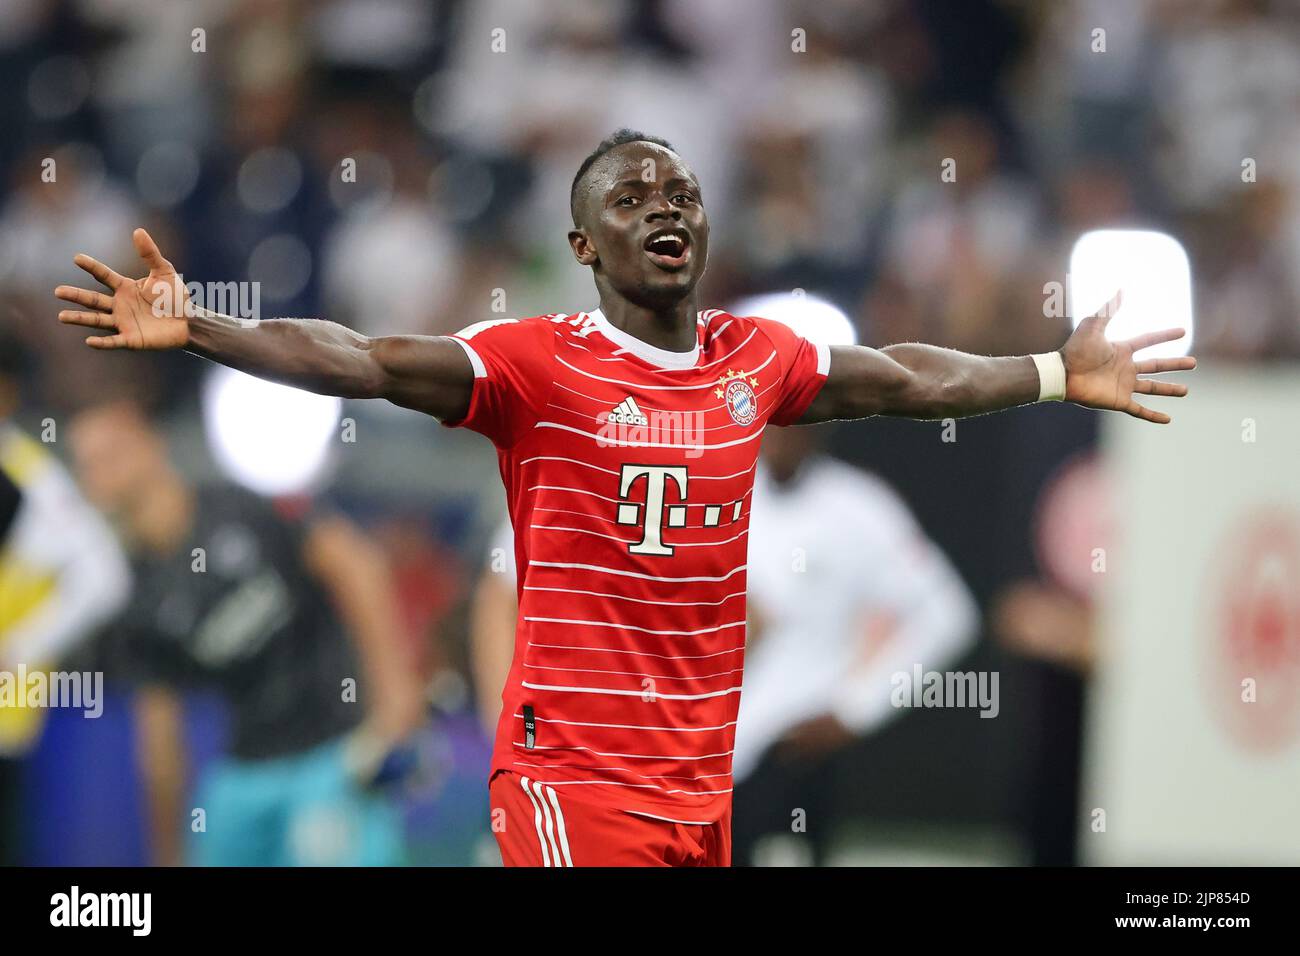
[519,775,552,866]
[542,784,574,866]
[532,779,562,867]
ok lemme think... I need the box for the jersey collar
[587,308,701,370]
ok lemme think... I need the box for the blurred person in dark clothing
[67,401,424,866]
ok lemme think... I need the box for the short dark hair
[570,128,676,224]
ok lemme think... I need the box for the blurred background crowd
[1,0,1298,866]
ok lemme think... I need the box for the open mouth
[643,228,691,270]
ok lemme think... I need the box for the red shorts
[489,770,731,867]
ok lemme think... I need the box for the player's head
[568,129,709,309]
[69,400,177,526]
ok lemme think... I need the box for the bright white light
[202,368,341,496]
[1068,230,1193,358]
[731,292,858,348]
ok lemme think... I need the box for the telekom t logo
[617,464,688,555]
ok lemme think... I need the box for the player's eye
[672,193,696,204]
[617,195,640,207]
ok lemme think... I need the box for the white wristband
[1031,351,1067,402]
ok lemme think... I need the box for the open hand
[55,227,190,351]
[1061,290,1196,424]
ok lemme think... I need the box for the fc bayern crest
[717,369,758,426]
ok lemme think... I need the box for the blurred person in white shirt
[730,421,978,865]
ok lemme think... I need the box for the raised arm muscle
[799,343,1040,423]
[185,311,475,420]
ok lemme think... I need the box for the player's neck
[595,297,698,354]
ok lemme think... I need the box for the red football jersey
[447,307,829,822]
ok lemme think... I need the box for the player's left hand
[1060,290,1197,424]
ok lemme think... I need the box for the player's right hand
[55,227,190,350]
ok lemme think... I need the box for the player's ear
[568,228,598,267]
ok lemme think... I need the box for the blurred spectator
[1191,179,1300,359]
[877,110,1042,354]
[319,104,462,339]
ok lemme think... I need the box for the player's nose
[642,193,680,221]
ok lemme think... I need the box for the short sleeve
[444,318,558,447]
[751,316,831,426]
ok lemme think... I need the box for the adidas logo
[607,396,649,427]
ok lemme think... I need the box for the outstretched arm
[55,228,475,420]
[801,293,1196,425]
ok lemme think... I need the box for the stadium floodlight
[730,291,858,348]
[1068,229,1193,359]
[201,366,341,496]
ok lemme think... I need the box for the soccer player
[468,423,980,868]
[54,129,1195,866]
